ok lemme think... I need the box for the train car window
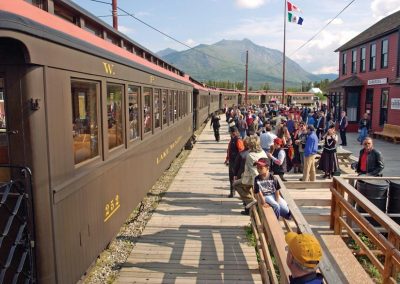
[168,90,174,123]
[154,89,161,129]
[174,91,178,121]
[162,89,168,125]
[128,85,140,140]
[107,84,123,149]
[71,80,99,164]
[143,87,152,133]
[178,91,183,118]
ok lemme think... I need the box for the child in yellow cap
[285,232,323,284]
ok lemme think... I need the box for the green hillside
[160,39,321,89]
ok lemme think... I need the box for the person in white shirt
[260,123,277,153]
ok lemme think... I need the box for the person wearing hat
[253,158,290,219]
[266,137,287,182]
[225,127,245,197]
[286,232,323,284]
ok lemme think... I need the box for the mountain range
[157,39,337,89]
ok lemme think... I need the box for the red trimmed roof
[0,1,192,85]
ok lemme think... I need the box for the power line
[88,0,246,69]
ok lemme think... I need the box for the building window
[341,53,347,75]
[370,43,376,71]
[162,89,168,125]
[107,84,123,150]
[381,39,388,68]
[380,89,389,126]
[143,87,152,133]
[71,80,99,164]
[154,89,161,129]
[351,50,357,74]
[360,47,366,72]
[128,85,140,140]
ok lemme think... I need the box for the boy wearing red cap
[285,232,323,283]
[253,158,290,219]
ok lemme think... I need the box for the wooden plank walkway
[116,119,262,284]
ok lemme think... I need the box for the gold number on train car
[104,194,121,222]
[149,75,155,83]
[103,62,115,75]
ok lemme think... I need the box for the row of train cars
[0,1,269,283]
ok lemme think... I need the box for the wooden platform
[116,120,262,284]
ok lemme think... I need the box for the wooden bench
[374,123,400,143]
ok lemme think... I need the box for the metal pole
[282,0,287,105]
[112,0,118,30]
[245,50,248,105]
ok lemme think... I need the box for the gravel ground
[80,127,204,284]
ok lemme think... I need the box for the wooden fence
[331,176,400,284]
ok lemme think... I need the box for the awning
[327,76,364,90]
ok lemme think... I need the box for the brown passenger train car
[0,1,199,283]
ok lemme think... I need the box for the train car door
[0,68,37,283]
[193,89,198,130]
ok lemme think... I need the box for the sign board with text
[391,98,400,110]
[367,78,388,85]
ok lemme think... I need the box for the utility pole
[112,0,118,30]
[245,50,248,105]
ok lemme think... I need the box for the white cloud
[235,0,267,9]
[118,25,135,35]
[313,66,338,74]
[185,38,196,47]
[324,18,343,25]
[371,0,400,19]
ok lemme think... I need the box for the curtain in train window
[173,90,178,120]
[143,87,152,133]
[154,89,161,129]
[162,89,168,125]
[128,85,140,140]
[71,80,99,164]
[169,90,174,123]
[107,84,123,149]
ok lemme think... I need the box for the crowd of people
[213,103,385,283]
[216,103,385,214]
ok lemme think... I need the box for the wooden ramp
[116,121,262,284]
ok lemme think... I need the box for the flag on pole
[287,1,301,13]
[288,12,304,25]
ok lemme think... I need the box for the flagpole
[282,0,286,105]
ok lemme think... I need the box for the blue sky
[71,0,400,74]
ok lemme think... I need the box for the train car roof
[0,1,193,87]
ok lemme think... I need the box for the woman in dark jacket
[318,125,339,178]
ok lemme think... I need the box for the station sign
[367,78,387,85]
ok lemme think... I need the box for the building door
[380,89,389,126]
[365,88,374,120]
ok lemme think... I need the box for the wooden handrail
[331,177,400,283]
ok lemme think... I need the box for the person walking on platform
[260,123,277,153]
[235,136,267,215]
[358,113,370,145]
[225,127,245,197]
[301,125,318,182]
[267,138,287,181]
[315,111,325,140]
[355,137,384,176]
[285,232,323,284]
[210,112,221,142]
[338,110,348,146]
[253,158,290,219]
[318,125,339,178]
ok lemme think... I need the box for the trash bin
[356,179,389,226]
[388,180,400,225]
